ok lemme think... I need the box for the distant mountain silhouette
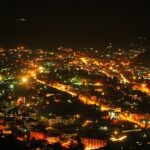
[136,50,150,67]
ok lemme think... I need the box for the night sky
[0,1,150,49]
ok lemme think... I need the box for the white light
[21,77,28,83]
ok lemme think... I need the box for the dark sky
[0,1,150,49]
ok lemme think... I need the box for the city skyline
[0,1,150,150]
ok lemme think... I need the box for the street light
[21,77,28,83]
[39,66,45,73]
[0,75,3,81]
